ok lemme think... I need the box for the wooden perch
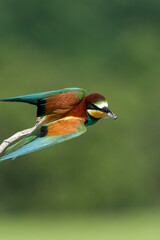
[0,117,41,154]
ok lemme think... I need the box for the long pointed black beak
[102,107,117,120]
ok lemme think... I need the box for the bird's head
[86,93,117,123]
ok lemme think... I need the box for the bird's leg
[0,117,41,154]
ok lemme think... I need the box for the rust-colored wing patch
[37,91,85,117]
[46,117,84,136]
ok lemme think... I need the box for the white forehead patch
[94,101,108,109]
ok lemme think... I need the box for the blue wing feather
[0,132,84,161]
[0,88,85,105]
[0,118,86,161]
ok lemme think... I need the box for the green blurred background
[0,0,160,239]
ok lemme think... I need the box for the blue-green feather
[0,88,86,105]
[0,120,86,161]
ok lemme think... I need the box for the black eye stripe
[86,103,101,111]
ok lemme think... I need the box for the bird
[0,88,117,161]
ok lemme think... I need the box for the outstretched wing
[0,88,86,117]
[0,117,87,161]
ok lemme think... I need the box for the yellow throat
[87,109,106,119]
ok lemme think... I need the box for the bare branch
[0,117,41,154]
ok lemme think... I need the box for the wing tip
[0,155,10,161]
[0,98,11,102]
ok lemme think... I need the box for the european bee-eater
[0,88,117,161]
